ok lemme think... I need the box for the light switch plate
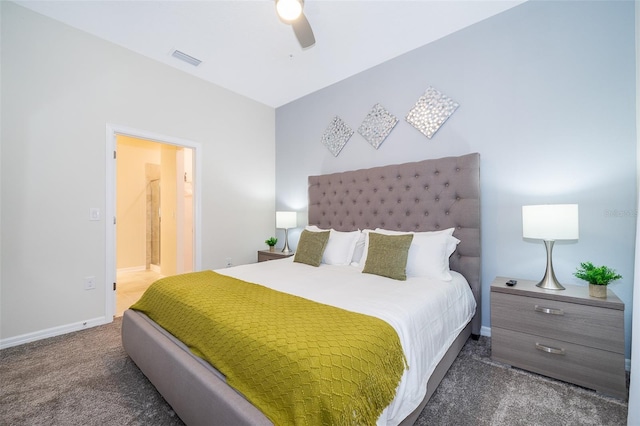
[84,276,96,290]
[89,208,101,221]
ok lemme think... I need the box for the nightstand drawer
[492,327,627,399]
[257,250,294,262]
[492,291,624,353]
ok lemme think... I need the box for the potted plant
[573,261,622,298]
[265,237,278,252]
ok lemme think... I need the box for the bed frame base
[122,309,471,426]
[122,310,271,426]
[122,154,481,424]
[399,322,471,425]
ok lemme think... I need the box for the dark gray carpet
[0,318,628,425]
[418,336,628,426]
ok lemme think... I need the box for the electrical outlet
[84,276,96,290]
[225,258,232,268]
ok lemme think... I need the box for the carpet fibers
[0,318,628,425]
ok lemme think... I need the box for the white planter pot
[589,284,607,298]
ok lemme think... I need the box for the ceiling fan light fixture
[276,0,303,22]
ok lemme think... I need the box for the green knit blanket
[131,270,407,425]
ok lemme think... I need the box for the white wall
[0,2,275,343]
[275,1,637,357]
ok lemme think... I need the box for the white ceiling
[15,0,526,107]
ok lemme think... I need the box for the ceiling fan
[275,0,316,49]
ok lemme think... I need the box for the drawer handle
[534,305,564,316]
[535,342,565,355]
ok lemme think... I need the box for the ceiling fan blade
[292,13,315,48]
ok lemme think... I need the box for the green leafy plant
[573,261,622,286]
[265,237,278,247]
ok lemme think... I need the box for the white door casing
[105,124,202,319]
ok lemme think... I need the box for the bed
[122,152,481,425]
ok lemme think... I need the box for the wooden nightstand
[257,250,295,262]
[491,276,627,399]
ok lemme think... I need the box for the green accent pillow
[363,233,414,281]
[293,229,330,267]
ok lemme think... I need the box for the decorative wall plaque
[406,86,459,139]
[357,103,398,149]
[321,116,354,157]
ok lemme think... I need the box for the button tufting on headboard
[307,154,481,334]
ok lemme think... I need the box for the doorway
[106,124,202,319]
[115,135,193,316]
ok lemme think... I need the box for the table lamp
[276,211,297,254]
[522,204,579,290]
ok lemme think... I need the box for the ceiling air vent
[171,50,202,67]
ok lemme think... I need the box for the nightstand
[257,250,294,262]
[491,276,627,399]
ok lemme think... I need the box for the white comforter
[218,257,476,426]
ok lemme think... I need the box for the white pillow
[358,228,458,280]
[350,232,367,264]
[408,233,459,280]
[354,229,373,268]
[305,226,361,265]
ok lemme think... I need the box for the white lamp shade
[276,211,297,229]
[522,204,579,240]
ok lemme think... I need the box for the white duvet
[218,257,476,426]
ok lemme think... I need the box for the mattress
[215,257,477,425]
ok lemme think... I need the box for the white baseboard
[117,265,146,274]
[3,319,632,373]
[0,316,110,350]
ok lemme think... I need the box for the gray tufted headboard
[308,153,481,335]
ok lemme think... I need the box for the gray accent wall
[275,1,636,358]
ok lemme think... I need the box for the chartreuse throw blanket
[131,270,407,425]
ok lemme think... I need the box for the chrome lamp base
[536,240,565,290]
[281,228,292,254]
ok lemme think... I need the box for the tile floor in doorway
[115,269,163,317]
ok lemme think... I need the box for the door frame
[105,124,202,318]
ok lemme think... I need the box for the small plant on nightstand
[265,237,278,252]
[573,261,622,298]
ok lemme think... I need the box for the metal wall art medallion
[321,116,354,157]
[406,87,459,139]
[357,103,398,149]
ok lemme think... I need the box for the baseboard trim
[0,316,110,349]
[117,265,146,274]
[3,320,632,372]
